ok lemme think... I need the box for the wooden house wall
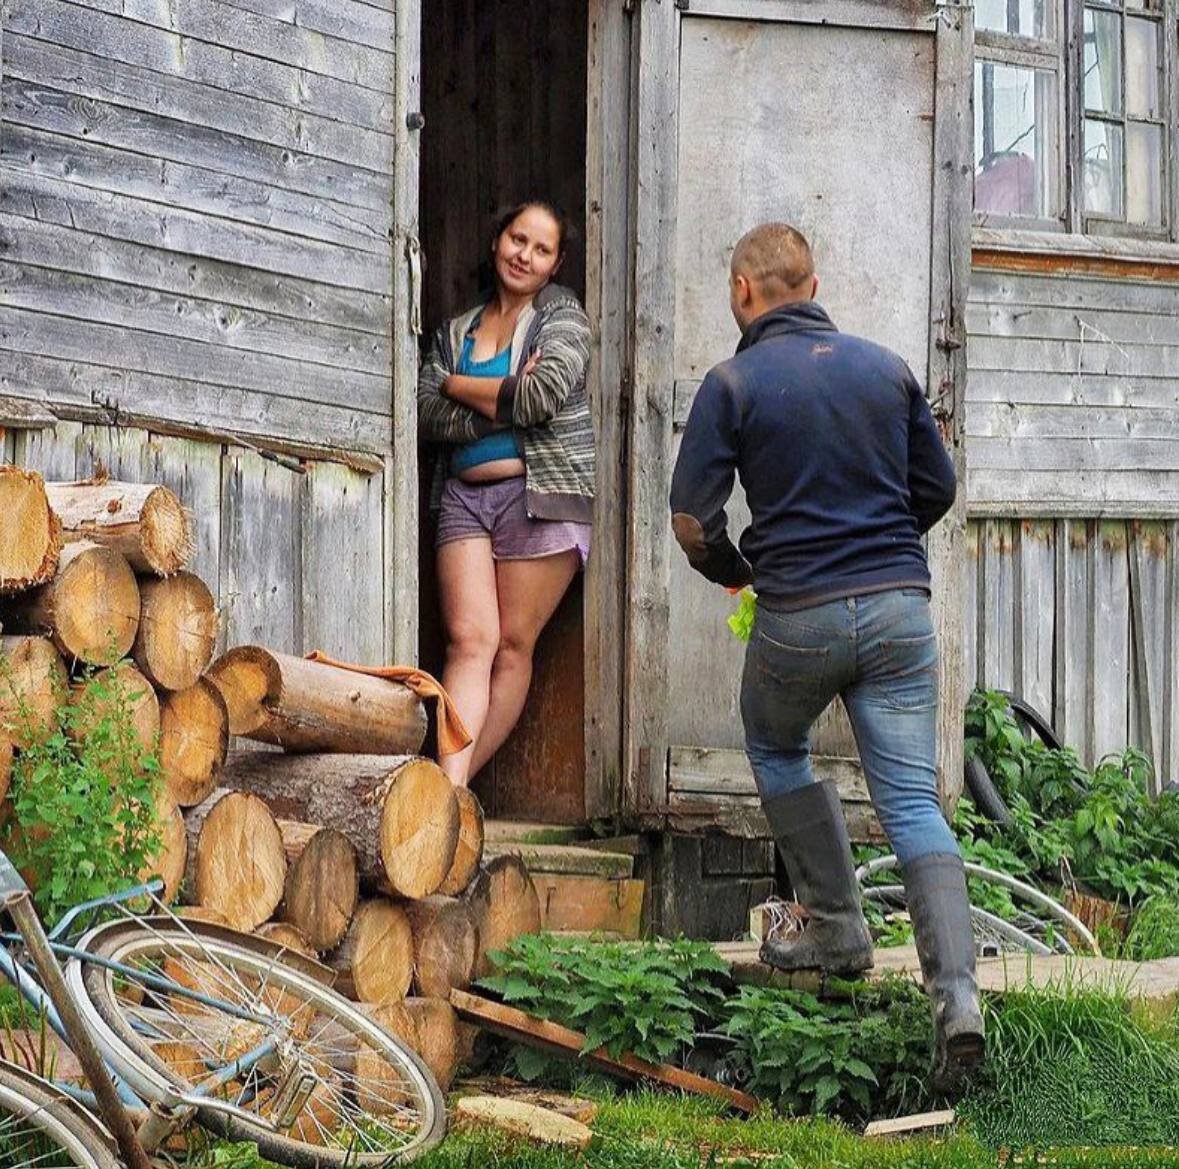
[0,0,406,664]
[965,265,1179,789]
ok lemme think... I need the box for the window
[973,0,1175,240]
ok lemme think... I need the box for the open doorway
[418,0,590,823]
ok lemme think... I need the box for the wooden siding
[965,268,1179,516]
[966,517,1176,791]
[14,421,388,664]
[0,0,397,456]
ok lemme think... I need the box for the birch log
[206,647,426,754]
[0,468,62,594]
[220,753,459,898]
[44,480,192,576]
[0,543,139,665]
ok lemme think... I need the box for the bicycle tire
[1000,691,1063,752]
[65,918,446,1168]
[964,754,1016,827]
[0,1058,121,1169]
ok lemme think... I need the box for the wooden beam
[449,990,760,1114]
[531,874,645,937]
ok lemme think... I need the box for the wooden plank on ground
[485,843,633,880]
[531,875,644,938]
[864,1110,956,1138]
[449,990,759,1115]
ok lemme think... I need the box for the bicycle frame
[0,849,291,1157]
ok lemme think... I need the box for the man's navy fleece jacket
[669,301,957,610]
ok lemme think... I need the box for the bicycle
[0,847,446,1168]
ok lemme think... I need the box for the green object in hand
[727,588,757,642]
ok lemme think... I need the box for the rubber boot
[902,852,986,1097]
[759,781,873,976]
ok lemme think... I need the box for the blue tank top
[449,333,524,475]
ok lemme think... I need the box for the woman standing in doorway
[418,201,594,786]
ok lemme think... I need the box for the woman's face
[493,206,563,298]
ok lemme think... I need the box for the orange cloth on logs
[304,650,472,756]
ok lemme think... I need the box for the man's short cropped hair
[731,223,814,293]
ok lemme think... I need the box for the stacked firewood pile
[0,468,542,1091]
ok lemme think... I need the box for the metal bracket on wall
[405,235,423,336]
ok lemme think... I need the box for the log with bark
[206,647,427,754]
[132,573,218,692]
[328,898,414,1004]
[144,792,187,903]
[403,895,478,999]
[0,736,12,805]
[0,468,62,594]
[220,753,459,898]
[0,542,140,665]
[44,480,192,577]
[438,787,485,897]
[68,660,160,756]
[256,921,316,957]
[465,855,542,979]
[365,998,461,1093]
[0,635,67,748]
[184,790,287,931]
[277,821,359,953]
[159,679,229,807]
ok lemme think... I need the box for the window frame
[973,0,1179,246]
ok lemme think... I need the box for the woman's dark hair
[490,199,576,260]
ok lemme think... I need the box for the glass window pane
[1083,118,1124,218]
[1084,7,1123,115]
[974,62,1060,218]
[976,0,1053,38]
[1126,18,1162,119]
[1127,122,1164,226]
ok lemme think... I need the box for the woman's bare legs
[468,551,580,776]
[437,537,500,785]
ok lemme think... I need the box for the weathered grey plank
[967,371,1179,410]
[0,213,390,335]
[0,263,390,376]
[300,460,384,663]
[115,0,395,91]
[219,448,301,653]
[1091,521,1130,761]
[970,437,1179,472]
[0,168,392,296]
[4,0,395,131]
[2,73,393,215]
[1056,520,1093,764]
[968,301,1179,347]
[963,520,980,691]
[969,470,1179,518]
[13,418,82,479]
[979,520,1015,691]
[212,0,395,53]
[970,335,1179,378]
[3,35,395,176]
[385,0,420,666]
[0,351,389,454]
[0,306,389,416]
[684,0,931,31]
[4,124,388,254]
[1166,523,1179,790]
[970,269,1179,317]
[969,403,1179,441]
[1014,520,1055,721]
[668,745,871,803]
[140,432,224,603]
[1128,521,1167,791]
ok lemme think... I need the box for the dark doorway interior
[419,0,590,824]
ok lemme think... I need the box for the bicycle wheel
[0,1058,121,1169]
[65,917,445,1168]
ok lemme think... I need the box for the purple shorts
[437,476,591,565]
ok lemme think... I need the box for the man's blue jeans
[740,588,959,865]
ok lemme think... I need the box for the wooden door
[624,0,973,832]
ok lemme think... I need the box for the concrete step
[485,841,634,880]
[483,820,589,846]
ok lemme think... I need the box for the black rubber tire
[1000,691,1063,751]
[964,754,1016,827]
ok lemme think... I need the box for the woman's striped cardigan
[417,283,595,525]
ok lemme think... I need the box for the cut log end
[206,647,280,737]
[137,487,194,576]
[133,573,218,692]
[144,792,187,904]
[466,855,542,980]
[257,921,316,957]
[52,544,141,665]
[193,792,287,931]
[404,895,478,1000]
[0,635,67,750]
[160,679,229,807]
[328,898,413,1004]
[379,759,460,900]
[280,826,359,953]
[68,661,160,757]
[437,787,485,896]
[0,468,62,593]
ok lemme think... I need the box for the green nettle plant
[482,933,729,1079]
[963,689,1179,911]
[722,977,932,1120]
[2,661,164,923]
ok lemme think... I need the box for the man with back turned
[669,223,982,1094]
